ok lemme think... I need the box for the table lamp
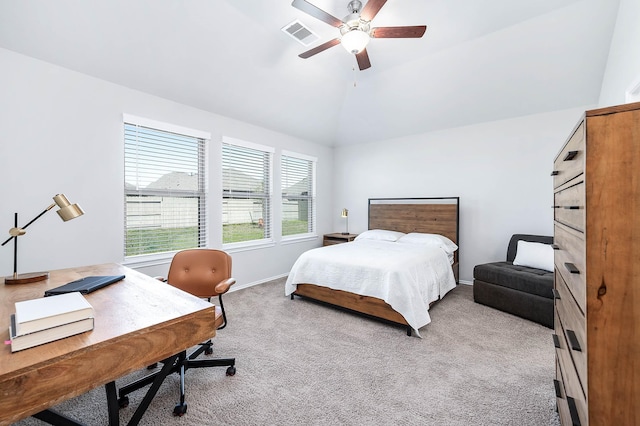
[1,194,84,284]
[341,208,349,235]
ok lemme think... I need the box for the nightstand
[323,233,358,246]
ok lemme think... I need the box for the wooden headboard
[368,197,459,246]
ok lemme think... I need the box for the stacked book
[8,292,94,352]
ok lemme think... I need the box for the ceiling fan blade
[355,49,371,70]
[298,38,341,59]
[371,25,427,38]
[360,0,387,22]
[291,0,343,28]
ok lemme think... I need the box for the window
[222,137,273,245]
[281,151,316,237]
[124,115,208,258]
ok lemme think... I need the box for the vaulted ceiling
[0,0,620,146]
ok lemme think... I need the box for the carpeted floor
[15,279,560,425]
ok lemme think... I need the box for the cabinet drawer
[555,359,574,426]
[554,223,586,314]
[556,272,586,387]
[555,357,585,426]
[554,180,585,232]
[554,311,588,425]
[553,121,585,188]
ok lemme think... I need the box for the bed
[286,197,460,336]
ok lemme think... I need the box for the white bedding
[285,239,457,335]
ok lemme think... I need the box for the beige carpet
[15,279,560,425]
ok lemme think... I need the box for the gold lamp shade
[53,194,85,221]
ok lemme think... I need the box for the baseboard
[459,279,472,286]
[229,273,289,292]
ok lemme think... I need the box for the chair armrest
[154,276,167,282]
[215,277,236,295]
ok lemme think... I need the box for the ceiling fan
[291,0,426,70]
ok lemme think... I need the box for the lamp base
[341,232,350,235]
[3,271,49,285]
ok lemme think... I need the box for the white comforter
[285,239,456,335]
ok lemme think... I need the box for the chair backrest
[167,249,233,298]
[506,234,553,262]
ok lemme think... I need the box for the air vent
[282,19,320,46]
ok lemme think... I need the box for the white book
[9,315,94,352]
[14,292,94,335]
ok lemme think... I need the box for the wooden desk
[0,263,220,425]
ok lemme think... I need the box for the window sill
[281,234,318,245]
[223,240,276,254]
[123,252,176,269]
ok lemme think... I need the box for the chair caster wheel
[204,346,213,355]
[226,366,236,376]
[118,396,129,409]
[173,403,187,416]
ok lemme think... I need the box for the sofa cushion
[513,240,554,272]
[473,261,554,299]
[506,234,553,262]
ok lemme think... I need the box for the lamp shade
[53,194,84,221]
[341,29,370,54]
[341,208,348,218]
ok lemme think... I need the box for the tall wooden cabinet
[552,102,640,425]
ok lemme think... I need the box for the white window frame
[123,114,210,265]
[222,136,274,251]
[281,150,317,242]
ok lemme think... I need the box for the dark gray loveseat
[473,234,554,328]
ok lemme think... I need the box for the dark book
[44,275,125,297]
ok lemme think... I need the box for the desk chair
[118,249,236,416]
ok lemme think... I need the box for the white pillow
[396,233,458,255]
[354,229,406,242]
[512,240,554,272]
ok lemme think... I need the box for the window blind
[222,141,272,244]
[281,152,316,237]
[124,122,207,257]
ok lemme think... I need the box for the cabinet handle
[552,334,561,349]
[551,205,582,210]
[564,262,580,274]
[552,289,560,299]
[567,396,582,425]
[551,170,559,176]
[566,329,582,352]
[563,150,579,161]
[553,379,562,398]
[551,244,560,250]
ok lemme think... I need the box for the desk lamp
[341,208,349,235]
[1,194,84,284]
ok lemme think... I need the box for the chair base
[117,341,235,415]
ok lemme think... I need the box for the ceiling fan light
[341,29,370,54]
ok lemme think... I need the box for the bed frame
[292,197,460,335]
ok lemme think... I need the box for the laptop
[44,275,126,296]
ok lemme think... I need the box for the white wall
[333,107,588,283]
[0,48,333,287]
[598,0,640,105]
[332,0,638,285]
